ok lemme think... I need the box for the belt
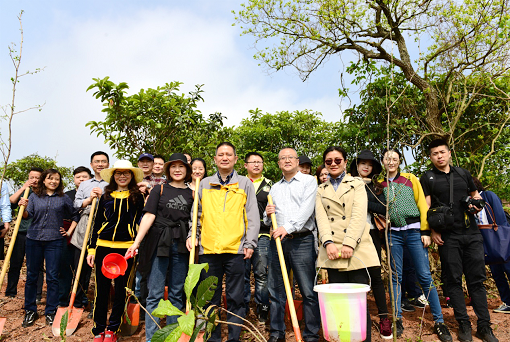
[287,230,313,239]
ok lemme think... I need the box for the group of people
[0,139,506,342]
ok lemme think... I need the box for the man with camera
[420,139,498,342]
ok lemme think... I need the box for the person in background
[381,148,452,341]
[127,153,193,342]
[264,147,320,342]
[243,152,272,322]
[86,161,145,342]
[421,139,497,342]
[349,149,392,339]
[20,169,76,327]
[298,155,313,175]
[183,153,192,164]
[152,154,166,181]
[186,142,259,342]
[59,166,93,308]
[188,158,207,191]
[0,180,12,264]
[315,164,329,184]
[6,167,44,300]
[472,177,510,314]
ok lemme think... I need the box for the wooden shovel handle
[267,195,304,342]
[186,177,200,313]
[0,188,30,290]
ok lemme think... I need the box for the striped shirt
[263,171,317,234]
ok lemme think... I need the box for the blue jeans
[268,233,320,341]
[199,253,245,342]
[244,235,270,307]
[388,229,443,322]
[145,241,188,341]
[490,262,510,306]
[25,238,63,314]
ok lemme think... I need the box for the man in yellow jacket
[187,142,259,342]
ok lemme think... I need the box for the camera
[460,196,485,214]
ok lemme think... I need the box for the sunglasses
[325,158,344,166]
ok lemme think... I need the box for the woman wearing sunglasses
[315,146,380,342]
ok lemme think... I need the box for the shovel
[268,195,304,342]
[52,197,97,336]
[179,178,202,342]
[0,188,30,333]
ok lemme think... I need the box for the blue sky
[0,0,354,169]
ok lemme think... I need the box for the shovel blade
[119,302,140,336]
[51,306,84,337]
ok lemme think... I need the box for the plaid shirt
[26,192,76,241]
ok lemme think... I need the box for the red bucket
[102,253,129,279]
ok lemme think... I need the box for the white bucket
[314,283,370,342]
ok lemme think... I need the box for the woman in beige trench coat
[316,146,380,342]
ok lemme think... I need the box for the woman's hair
[35,169,64,197]
[315,164,327,184]
[104,170,142,204]
[191,158,207,179]
[472,177,485,192]
[322,146,347,161]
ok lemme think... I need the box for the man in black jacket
[243,152,272,322]
[420,139,498,342]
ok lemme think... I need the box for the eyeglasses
[279,156,298,161]
[325,158,344,166]
[246,161,263,165]
[114,171,132,177]
[92,160,108,165]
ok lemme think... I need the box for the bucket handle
[315,255,372,289]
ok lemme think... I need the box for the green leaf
[151,323,179,342]
[151,299,185,318]
[184,263,209,301]
[194,276,218,308]
[177,310,195,336]
[60,310,68,340]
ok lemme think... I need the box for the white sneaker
[494,303,510,313]
[418,294,429,306]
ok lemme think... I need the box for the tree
[86,77,229,165]
[231,108,344,180]
[4,154,73,190]
[1,11,44,187]
[234,0,510,141]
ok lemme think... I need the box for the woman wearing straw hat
[86,160,145,342]
[126,153,194,342]
[349,149,392,339]
[316,146,380,342]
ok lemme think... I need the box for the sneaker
[445,297,452,308]
[257,304,269,322]
[93,332,105,342]
[22,310,39,328]
[434,322,453,342]
[475,325,499,342]
[379,317,393,339]
[393,318,404,337]
[401,300,415,312]
[458,320,473,342]
[45,312,55,325]
[418,294,429,306]
[493,303,510,313]
[409,297,426,309]
[103,330,118,342]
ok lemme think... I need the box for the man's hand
[0,224,9,238]
[86,254,95,268]
[23,179,37,189]
[265,204,276,216]
[137,182,149,194]
[326,243,339,260]
[271,226,288,240]
[244,248,254,259]
[18,198,28,207]
[90,187,102,199]
[339,245,354,259]
[186,237,198,251]
[431,229,444,246]
[421,235,431,248]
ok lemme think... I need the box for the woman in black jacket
[350,149,392,340]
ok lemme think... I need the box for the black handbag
[478,203,510,265]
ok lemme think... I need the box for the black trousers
[91,246,135,335]
[328,268,371,342]
[439,233,491,327]
[6,233,43,297]
[368,229,389,317]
